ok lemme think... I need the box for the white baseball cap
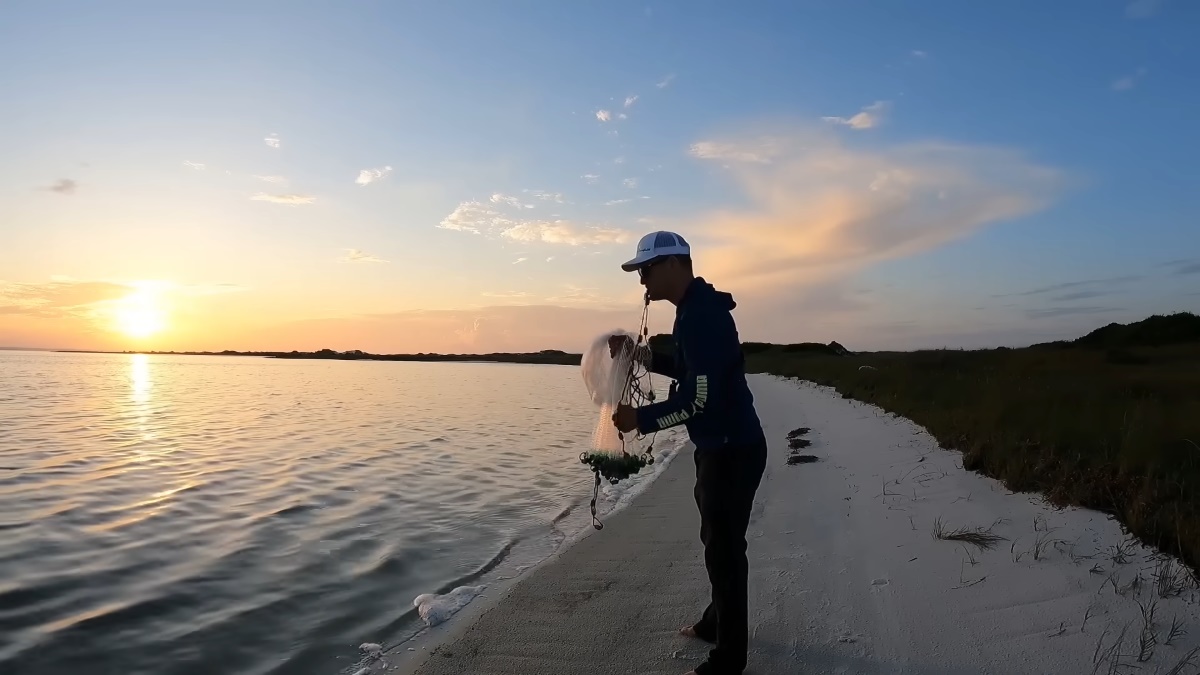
[621,230,691,272]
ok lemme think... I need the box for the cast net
[577,301,660,529]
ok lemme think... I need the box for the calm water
[0,351,675,675]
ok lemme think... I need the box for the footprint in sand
[871,578,889,586]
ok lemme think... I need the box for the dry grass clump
[932,516,1007,550]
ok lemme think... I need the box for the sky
[1,0,1197,354]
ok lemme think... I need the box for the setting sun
[111,284,168,339]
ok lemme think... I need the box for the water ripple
[0,352,670,675]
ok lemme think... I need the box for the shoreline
[350,428,692,674]
[45,349,584,366]
[370,432,706,675]
[356,374,1200,674]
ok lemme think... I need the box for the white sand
[361,374,1200,674]
[748,376,1200,674]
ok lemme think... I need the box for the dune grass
[932,516,1008,550]
[745,337,1200,572]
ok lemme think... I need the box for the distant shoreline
[47,348,584,366]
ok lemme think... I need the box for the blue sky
[0,0,1196,352]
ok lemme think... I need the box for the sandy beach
[362,374,1200,674]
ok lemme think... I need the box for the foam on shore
[413,585,486,627]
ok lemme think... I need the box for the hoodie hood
[683,276,737,311]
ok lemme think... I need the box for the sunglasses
[637,257,666,280]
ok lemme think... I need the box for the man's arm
[636,343,680,379]
[634,312,733,434]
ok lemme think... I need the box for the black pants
[691,439,768,675]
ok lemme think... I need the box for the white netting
[580,329,649,455]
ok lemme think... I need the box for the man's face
[638,257,669,300]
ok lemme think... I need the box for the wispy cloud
[254,175,288,185]
[623,178,638,189]
[1004,276,1143,297]
[656,74,675,89]
[438,200,632,246]
[689,139,785,164]
[581,174,600,184]
[183,161,205,170]
[481,291,535,302]
[604,198,632,206]
[683,124,1066,298]
[1126,0,1162,18]
[251,193,316,205]
[821,101,890,130]
[546,256,555,262]
[596,109,612,122]
[527,190,566,203]
[43,179,78,195]
[0,278,243,326]
[0,279,130,318]
[1025,306,1123,320]
[624,95,639,108]
[499,221,632,246]
[338,248,389,263]
[542,284,628,308]
[513,257,528,264]
[355,165,393,185]
[911,49,928,58]
[264,133,281,149]
[1050,289,1114,302]
[763,279,875,316]
[491,193,534,209]
[1111,68,1147,91]
[439,201,500,234]
[1164,259,1200,276]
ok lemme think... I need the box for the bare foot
[679,625,716,643]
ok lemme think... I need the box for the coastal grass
[932,516,1008,551]
[744,321,1200,574]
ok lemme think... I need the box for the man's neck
[666,275,696,306]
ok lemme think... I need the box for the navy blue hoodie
[634,277,765,451]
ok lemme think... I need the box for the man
[609,230,768,675]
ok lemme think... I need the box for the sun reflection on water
[127,354,158,446]
[130,354,151,405]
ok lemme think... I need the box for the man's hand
[608,333,634,359]
[612,403,638,433]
